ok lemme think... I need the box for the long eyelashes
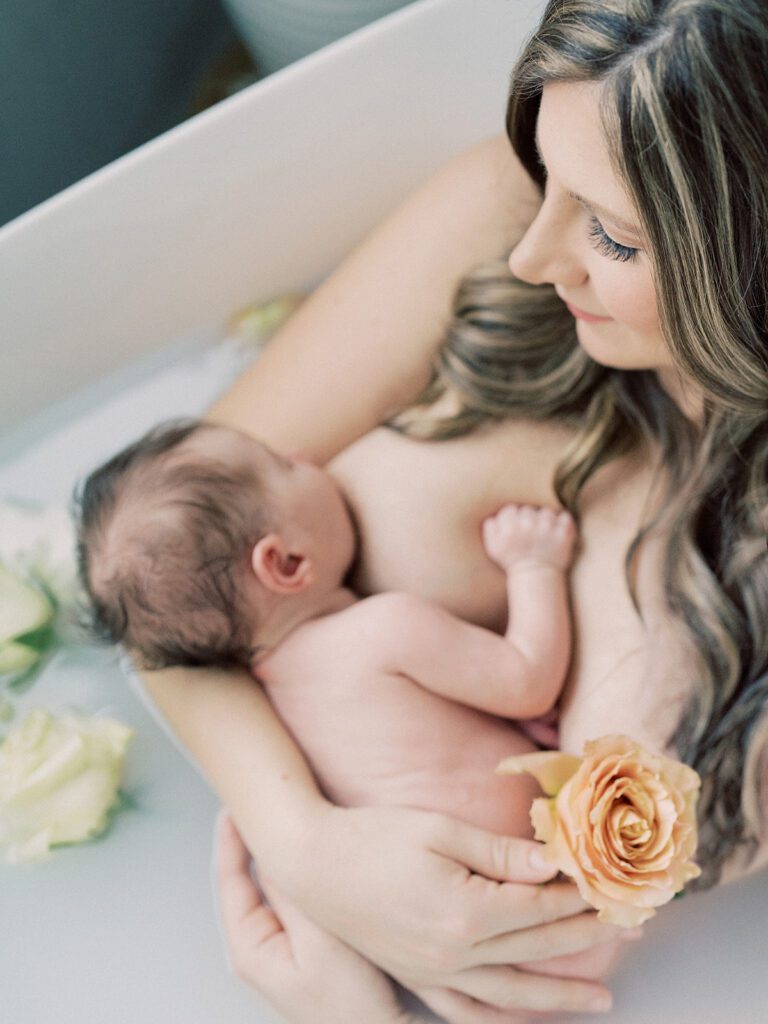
[588,216,638,263]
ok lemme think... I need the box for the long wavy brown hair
[392,0,768,888]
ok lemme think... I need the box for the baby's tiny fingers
[494,502,522,517]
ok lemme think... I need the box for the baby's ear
[250,534,314,594]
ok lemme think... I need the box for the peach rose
[497,735,701,926]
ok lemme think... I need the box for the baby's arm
[483,503,576,702]
[377,504,576,719]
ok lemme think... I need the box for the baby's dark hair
[74,418,272,670]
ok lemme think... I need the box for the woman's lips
[565,301,613,323]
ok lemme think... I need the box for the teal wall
[0,1,235,226]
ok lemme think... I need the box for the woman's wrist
[238,784,337,886]
[140,662,335,869]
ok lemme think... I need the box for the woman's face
[509,80,674,373]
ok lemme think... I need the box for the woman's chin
[573,319,650,370]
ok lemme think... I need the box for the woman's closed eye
[588,216,639,263]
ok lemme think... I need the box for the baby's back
[256,595,538,837]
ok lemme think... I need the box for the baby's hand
[482,504,577,573]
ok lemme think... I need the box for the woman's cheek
[600,266,662,337]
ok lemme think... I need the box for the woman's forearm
[141,665,326,859]
[207,133,541,464]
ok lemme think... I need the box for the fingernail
[528,847,551,871]
[587,993,613,1013]
[621,926,644,941]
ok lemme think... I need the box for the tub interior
[2,327,767,1023]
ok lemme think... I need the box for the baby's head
[75,419,355,670]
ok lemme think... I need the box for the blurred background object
[0,1,235,227]
[221,0,415,77]
[0,0,415,228]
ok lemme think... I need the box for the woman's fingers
[459,875,591,938]
[474,910,638,966]
[415,986,531,1024]
[431,819,561,885]
[214,810,283,951]
[443,965,613,1016]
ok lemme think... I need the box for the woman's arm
[207,133,541,463]
[143,667,322,860]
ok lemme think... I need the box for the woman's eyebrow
[567,190,642,238]
[533,122,643,238]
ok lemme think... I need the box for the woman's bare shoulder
[424,133,542,252]
[208,135,541,461]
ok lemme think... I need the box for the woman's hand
[215,811,419,1024]
[260,802,630,1021]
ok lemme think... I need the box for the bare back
[257,597,541,837]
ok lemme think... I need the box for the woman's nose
[508,193,587,288]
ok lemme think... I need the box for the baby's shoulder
[270,592,410,646]
[258,594,421,685]
[346,591,438,631]
[266,594,438,677]
[317,592,439,658]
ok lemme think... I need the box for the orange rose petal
[496,750,582,796]
[530,797,559,845]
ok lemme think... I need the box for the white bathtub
[1,1,765,1021]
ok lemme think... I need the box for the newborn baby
[76,419,577,836]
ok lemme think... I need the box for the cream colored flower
[0,709,133,863]
[0,500,84,681]
[0,500,80,612]
[0,562,54,676]
[497,735,701,926]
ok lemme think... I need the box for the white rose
[0,562,54,676]
[0,499,81,611]
[0,709,133,863]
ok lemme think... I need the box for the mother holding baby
[142,1,767,1020]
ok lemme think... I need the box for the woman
[144,0,768,1020]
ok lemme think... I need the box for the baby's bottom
[264,678,627,1012]
[268,668,550,840]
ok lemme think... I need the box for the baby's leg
[307,672,545,840]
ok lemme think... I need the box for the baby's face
[190,426,356,583]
